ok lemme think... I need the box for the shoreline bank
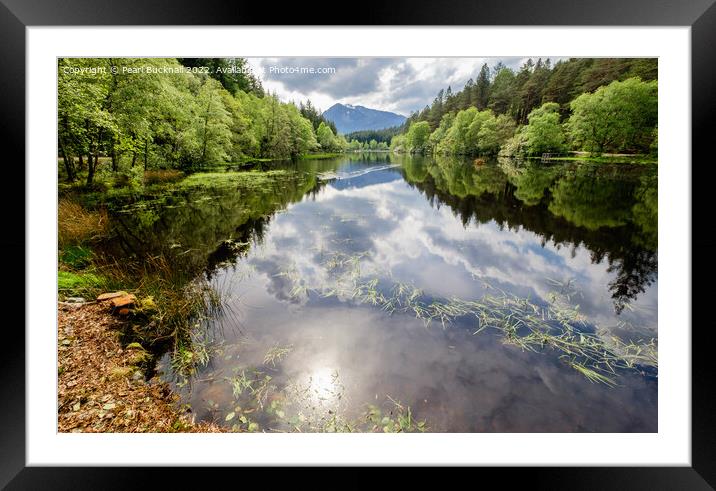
[57,301,223,433]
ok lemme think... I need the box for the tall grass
[144,169,184,186]
[89,254,224,347]
[58,196,226,356]
[58,198,108,247]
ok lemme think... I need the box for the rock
[132,370,144,381]
[117,308,130,316]
[65,297,86,303]
[110,294,137,309]
[59,302,84,311]
[97,291,129,301]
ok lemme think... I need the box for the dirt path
[57,302,222,432]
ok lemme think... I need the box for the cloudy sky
[246,57,561,116]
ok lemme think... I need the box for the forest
[58,57,657,191]
[58,58,348,186]
[56,56,659,434]
[391,58,658,159]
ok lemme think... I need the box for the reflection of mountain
[328,166,402,190]
[400,156,658,313]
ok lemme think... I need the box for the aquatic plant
[263,345,293,367]
[280,252,657,385]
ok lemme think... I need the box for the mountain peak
[323,103,406,134]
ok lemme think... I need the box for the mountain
[322,103,406,134]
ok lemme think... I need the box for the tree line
[344,126,405,144]
[58,58,346,185]
[393,58,657,158]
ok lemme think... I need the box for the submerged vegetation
[168,334,427,433]
[277,251,657,387]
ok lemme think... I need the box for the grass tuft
[58,198,108,247]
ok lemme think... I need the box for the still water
[112,153,658,432]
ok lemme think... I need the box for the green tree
[405,121,431,154]
[428,113,455,154]
[476,114,516,155]
[58,58,117,185]
[474,63,491,110]
[191,78,232,167]
[436,107,478,155]
[390,134,407,153]
[522,102,566,155]
[178,58,264,96]
[566,77,657,153]
[317,121,341,152]
[488,64,516,116]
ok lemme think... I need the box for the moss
[58,270,106,296]
[177,170,294,189]
[60,245,94,269]
[128,351,151,366]
[299,153,342,160]
[109,366,134,380]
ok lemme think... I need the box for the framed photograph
[4,0,713,485]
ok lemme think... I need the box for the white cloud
[245,57,566,115]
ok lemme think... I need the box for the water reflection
[400,156,657,315]
[106,153,657,432]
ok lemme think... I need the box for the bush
[144,169,184,186]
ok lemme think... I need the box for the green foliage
[316,121,346,153]
[60,245,94,269]
[178,58,264,96]
[566,77,658,154]
[58,270,106,296]
[348,139,362,151]
[58,58,333,185]
[345,126,404,144]
[397,58,657,159]
[547,165,635,230]
[427,112,454,153]
[521,102,566,156]
[390,133,407,153]
[430,108,514,156]
[405,121,431,154]
[631,173,658,249]
[298,99,337,134]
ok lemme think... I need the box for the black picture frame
[2,0,712,486]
